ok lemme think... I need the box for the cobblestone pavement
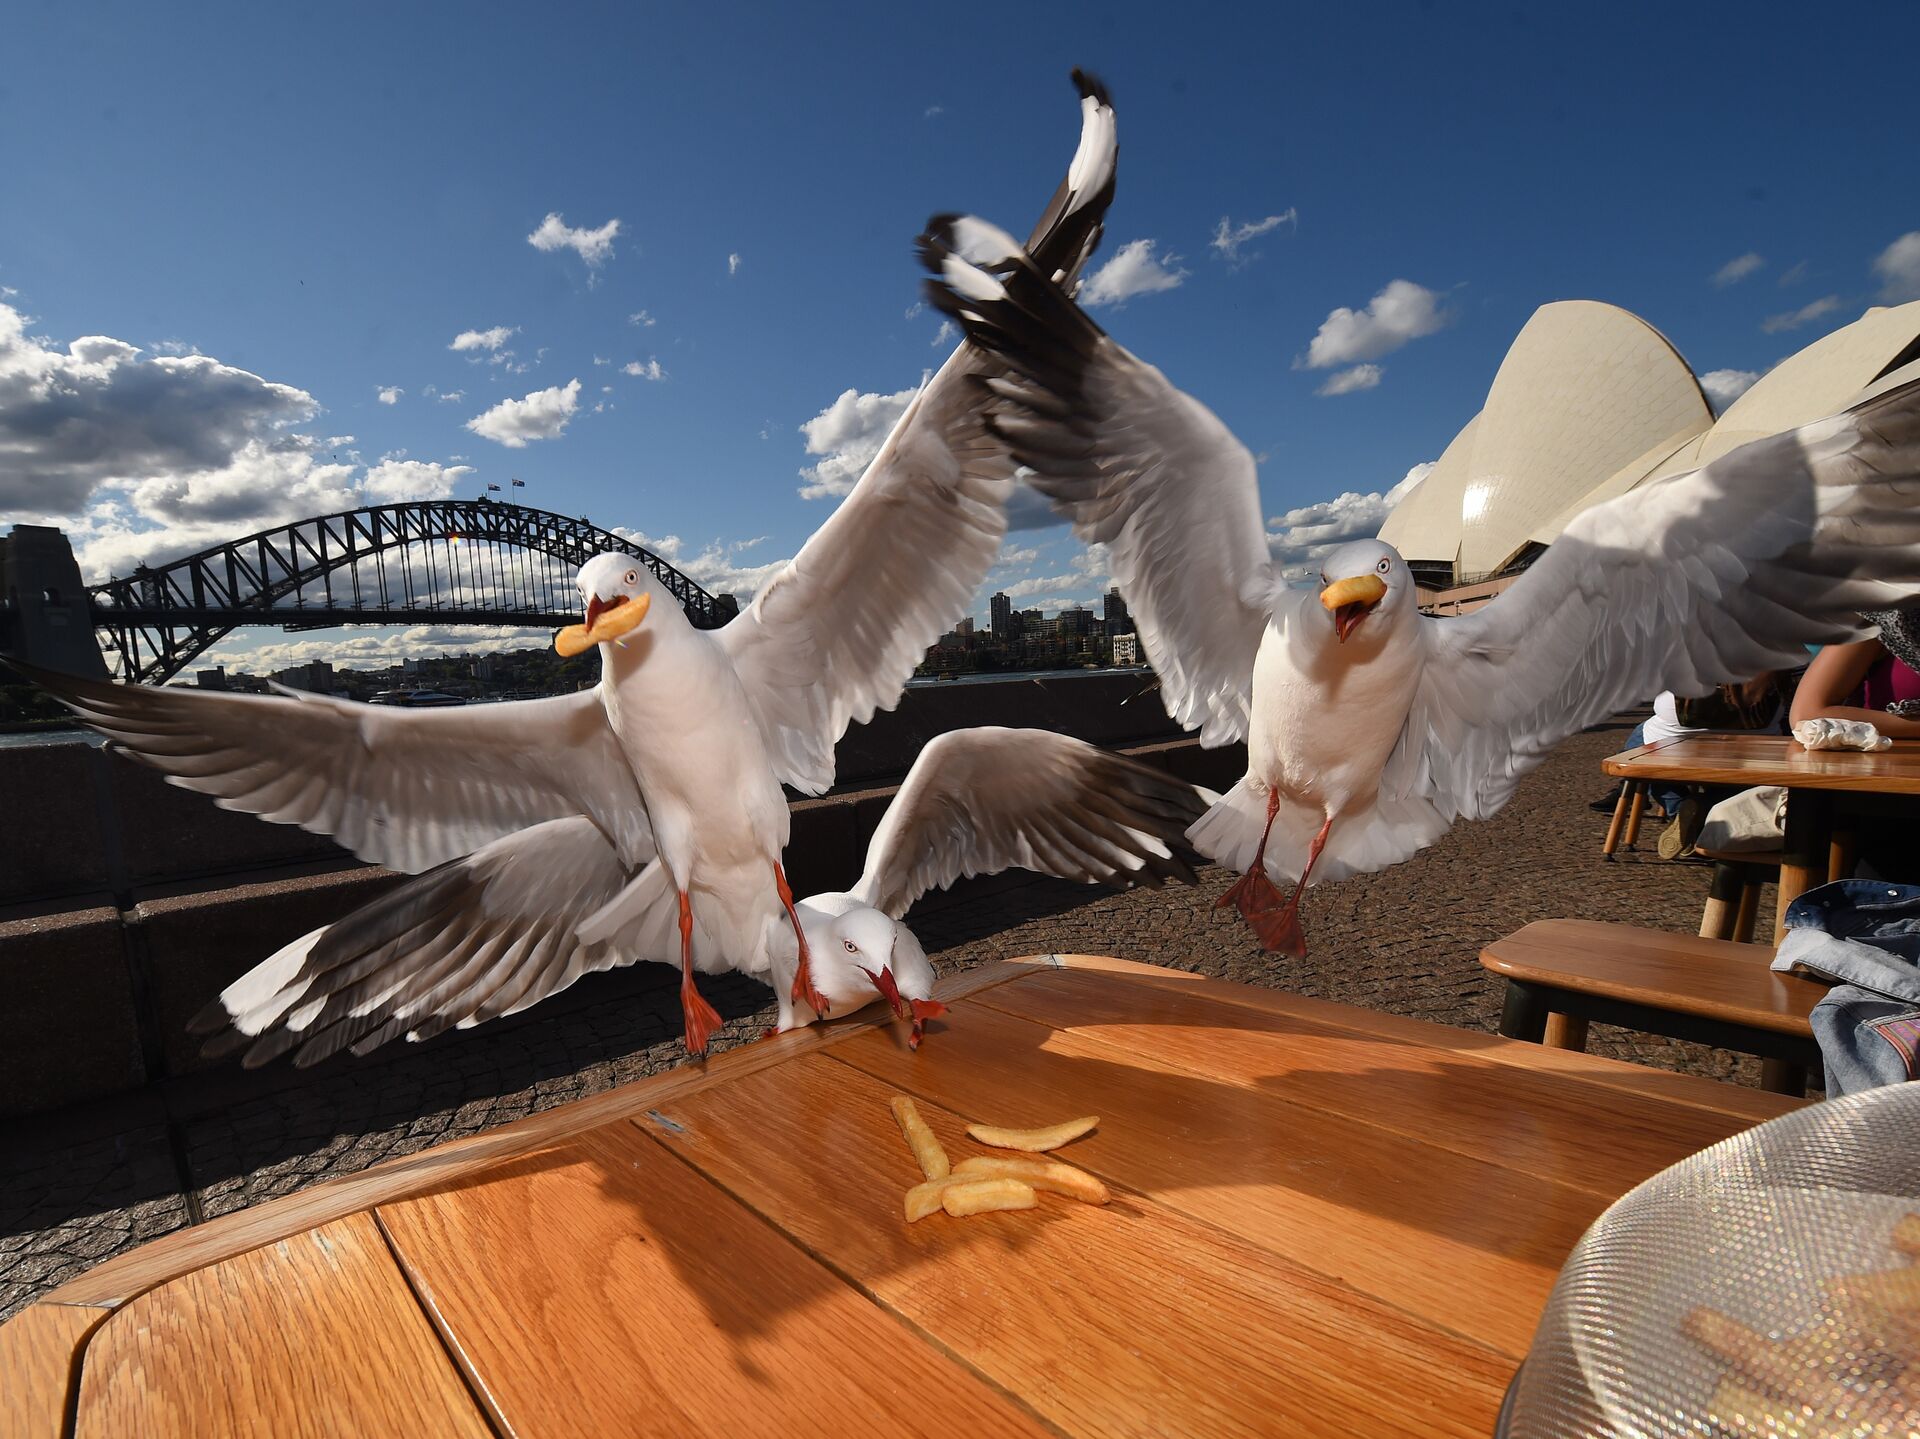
[0,717,1767,1321]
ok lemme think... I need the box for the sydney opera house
[1380,297,1920,613]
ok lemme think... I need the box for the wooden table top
[0,955,1803,1439]
[1603,732,1920,793]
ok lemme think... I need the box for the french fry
[953,1155,1110,1205]
[1893,1214,1920,1259]
[965,1115,1098,1152]
[940,1178,1037,1218]
[890,1096,950,1180]
[1707,1377,1808,1438]
[1828,1266,1920,1315]
[1684,1307,1895,1424]
[904,1177,968,1223]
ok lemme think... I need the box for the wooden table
[0,955,1802,1439]
[1604,733,1920,932]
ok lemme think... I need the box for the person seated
[1789,607,1920,880]
[1631,675,1788,858]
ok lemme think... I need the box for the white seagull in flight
[920,214,1920,956]
[19,70,1123,1057]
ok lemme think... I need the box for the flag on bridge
[487,483,502,492]
[511,478,525,487]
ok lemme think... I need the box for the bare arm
[1789,639,1920,738]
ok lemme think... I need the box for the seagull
[14,71,1121,1061]
[768,727,1211,1048]
[919,214,1920,956]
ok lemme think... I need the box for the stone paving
[0,716,1767,1322]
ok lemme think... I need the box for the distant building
[954,617,974,637]
[1104,587,1130,634]
[1058,605,1092,636]
[270,660,335,694]
[1112,633,1138,666]
[990,591,1013,638]
[195,667,229,690]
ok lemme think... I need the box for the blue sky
[4,0,1918,671]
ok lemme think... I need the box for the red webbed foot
[1218,867,1308,956]
[791,955,831,1018]
[681,982,723,1057]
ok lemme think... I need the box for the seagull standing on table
[17,71,1122,1062]
[920,215,1920,956]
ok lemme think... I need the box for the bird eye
[1377,558,1390,573]
[624,570,638,586]
[842,939,859,953]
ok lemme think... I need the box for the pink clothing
[1862,655,1920,711]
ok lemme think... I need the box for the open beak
[862,965,912,1022]
[557,591,651,657]
[908,999,947,1051]
[1319,574,1387,643]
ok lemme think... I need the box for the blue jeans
[1622,722,1683,817]
[1775,880,1920,1094]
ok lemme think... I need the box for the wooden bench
[1480,919,1825,1094]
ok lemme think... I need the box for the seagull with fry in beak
[918,205,1920,958]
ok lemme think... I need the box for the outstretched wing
[1386,375,1920,822]
[18,664,650,873]
[851,727,1210,920]
[919,216,1275,746]
[197,816,647,1067]
[719,72,1120,793]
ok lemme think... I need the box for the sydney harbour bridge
[0,500,737,685]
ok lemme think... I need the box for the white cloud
[1697,368,1761,413]
[151,339,201,357]
[623,358,667,381]
[727,252,742,277]
[615,528,786,599]
[377,385,402,405]
[1079,239,1188,307]
[1873,232,1920,302]
[1762,295,1843,334]
[0,301,319,520]
[466,379,582,448]
[931,319,956,348]
[797,384,918,499]
[1210,210,1297,265]
[1777,259,1809,288]
[436,389,464,403]
[1315,363,1382,396]
[359,457,476,504]
[1711,252,1765,287]
[629,309,656,327]
[1301,280,1449,369]
[450,326,516,353]
[1265,462,1434,583]
[925,104,944,119]
[903,301,925,321]
[202,623,556,673]
[526,213,621,267]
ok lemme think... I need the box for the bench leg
[1602,784,1633,857]
[1543,1013,1589,1051]
[1499,981,1551,1044]
[1732,875,1762,944]
[1760,1059,1806,1097]
[1621,787,1647,850]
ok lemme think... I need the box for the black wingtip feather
[1070,68,1111,107]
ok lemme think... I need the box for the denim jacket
[1772,879,1920,1095]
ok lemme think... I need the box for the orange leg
[775,863,829,1017]
[677,889,722,1056]
[1216,791,1329,958]
[1265,815,1333,959]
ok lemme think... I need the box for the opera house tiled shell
[1384,298,1920,593]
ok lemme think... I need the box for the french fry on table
[890,1096,949,1180]
[940,1178,1037,1218]
[965,1116,1098,1152]
[953,1155,1110,1205]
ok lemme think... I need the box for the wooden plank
[1037,955,1802,1126]
[375,1122,1053,1439]
[72,1212,490,1438]
[1602,734,1920,793]
[643,1053,1515,1439]
[971,968,1765,1198]
[38,958,1030,1311]
[0,1303,110,1439]
[1480,921,1821,1035]
[831,999,1607,1358]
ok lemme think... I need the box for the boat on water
[367,688,467,707]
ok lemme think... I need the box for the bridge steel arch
[84,500,736,685]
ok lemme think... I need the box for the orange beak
[1319,574,1387,643]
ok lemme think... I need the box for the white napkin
[1792,717,1892,751]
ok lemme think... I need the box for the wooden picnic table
[1604,733,1920,934]
[0,954,1802,1439]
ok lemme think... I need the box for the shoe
[1657,795,1706,860]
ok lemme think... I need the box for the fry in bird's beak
[1319,574,1387,643]
[556,591,651,656]
[908,998,947,1051]
[863,965,911,1022]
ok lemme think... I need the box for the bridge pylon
[0,526,111,679]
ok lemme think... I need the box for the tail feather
[1188,778,1451,887]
